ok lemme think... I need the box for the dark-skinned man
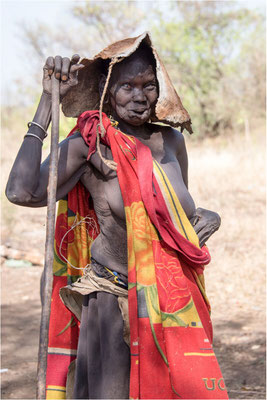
[6,33,227,400]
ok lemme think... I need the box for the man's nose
[132,88,146,102]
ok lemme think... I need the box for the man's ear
[99,74,107,98]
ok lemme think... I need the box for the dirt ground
[1,127,266,399]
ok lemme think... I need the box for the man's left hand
[190,207,221,248]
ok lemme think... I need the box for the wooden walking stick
[37,74,60,400]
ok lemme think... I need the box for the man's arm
[172,128,221,247]
[176,132,188,188]
[164,127,188,187]
[6,54,88,207]
[6,127,89,207]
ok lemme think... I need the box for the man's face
[108,55,158,126]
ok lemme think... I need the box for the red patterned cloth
[46,111,228,399]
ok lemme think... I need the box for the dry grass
[186,126,266,397]
[1,120,266,398]
[187,127,266,316]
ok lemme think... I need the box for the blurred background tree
[152,1,265,136]
[3,0,266,138]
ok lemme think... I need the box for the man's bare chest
[80,134,195,221]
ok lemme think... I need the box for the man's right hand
[42,54,84,100]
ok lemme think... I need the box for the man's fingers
[193,220,206,234]
[199,234,210,248]
[70,64,85,74]
[70,54,81,64]
[43,68,50,80]
[198,229,210,248]
[44,55,83,81]
[198,225,218,247]
[44,56,54,76]
[69,64,85,84]
[54,55,62,80]
[61,57,71,81]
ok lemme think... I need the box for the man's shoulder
[61,129,90,159]
[150,123,185,148]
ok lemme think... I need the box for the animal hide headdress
[62,32,192,134]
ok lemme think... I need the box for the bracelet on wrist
[27,121,48,138]
[24,133,43,145]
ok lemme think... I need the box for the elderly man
[6,33,227,399]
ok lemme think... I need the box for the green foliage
[151,2,265,136]
[12,1,266,139]
[72,0,145,46]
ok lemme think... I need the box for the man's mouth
[130,109,148,115]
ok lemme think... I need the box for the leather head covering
[62,31,192,133]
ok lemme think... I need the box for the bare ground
[1,126,266,399]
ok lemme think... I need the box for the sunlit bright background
[1,1,266,399]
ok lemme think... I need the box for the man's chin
[127,119,148,126]
[112,109,151,127]
[127,111,150,126]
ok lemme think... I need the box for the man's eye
[145,83,157,90]
[121,83,131,90]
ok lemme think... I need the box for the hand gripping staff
[37,75,60,400]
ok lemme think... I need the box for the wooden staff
[37,74,60,400]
